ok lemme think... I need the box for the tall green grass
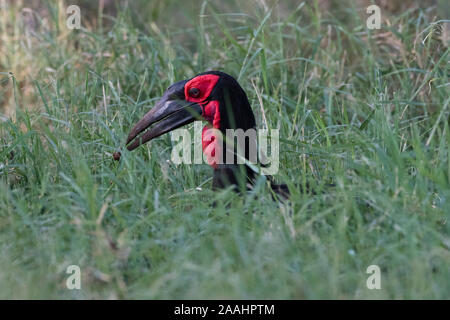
[0,0,449,298]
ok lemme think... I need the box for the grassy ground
[0,0,449,299]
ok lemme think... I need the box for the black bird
[125,71,289,197]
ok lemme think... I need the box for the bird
[123,71,291,198]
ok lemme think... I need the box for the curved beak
[126,97,202,151]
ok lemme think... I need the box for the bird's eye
[189,87,200,98]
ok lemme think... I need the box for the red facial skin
[184,74,219,104]
[185,75,221,168]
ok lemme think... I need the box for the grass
[0,0,449,299]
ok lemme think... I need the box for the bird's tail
[267,175,335,200]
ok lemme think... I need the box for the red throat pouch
[202,128,222,168]
[201,100,222,168]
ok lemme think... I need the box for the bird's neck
[201,97,257,190]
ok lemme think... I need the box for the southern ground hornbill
[121,71,290,197]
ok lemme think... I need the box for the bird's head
[126,71,256,154]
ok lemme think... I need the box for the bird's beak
[126,97,202,151]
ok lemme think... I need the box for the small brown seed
[113,152,121,161]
